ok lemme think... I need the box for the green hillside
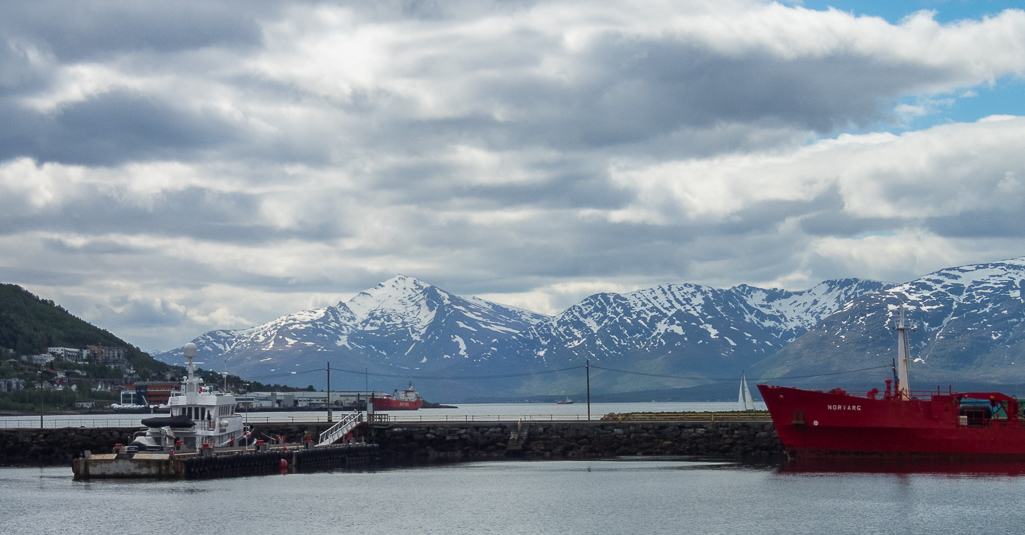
[0,283,170,377]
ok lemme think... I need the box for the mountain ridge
[154,274,890,400]
[752,257,1025,388]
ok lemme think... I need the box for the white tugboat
[129,343,247,451]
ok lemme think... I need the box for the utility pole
[586,359,591,422]
[326,362,332,423]
[39,369,44,429]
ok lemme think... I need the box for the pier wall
[0,420,782,466]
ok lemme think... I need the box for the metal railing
[0,417,147,429]
[600,411,772,423]
[317,411,362,446]
[0,413,603,429]
[374,413,601,423]
[0,411,770,429]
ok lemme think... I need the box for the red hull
[371,383,423,411]
[759,384,1025,460]
[370,398,422,410]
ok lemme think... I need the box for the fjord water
[4,459,1025,534]
[0,401,768,428]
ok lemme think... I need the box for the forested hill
[0,283,168,374]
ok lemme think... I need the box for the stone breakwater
[374,421,783,463]
[0,420,783,466]
[0,428,135,466]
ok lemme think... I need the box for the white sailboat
[738,372,755,411]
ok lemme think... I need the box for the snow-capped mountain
[161,275,548,378]
[532,279,887,377]
[754,258,1025,386]
[155,274,886,400]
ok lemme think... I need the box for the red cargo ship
[371,382,423,410]
[759,306,1025,460]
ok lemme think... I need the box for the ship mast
[895,304,913,400]
[184,342,200,405]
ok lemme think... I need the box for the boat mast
[895,304,912,400]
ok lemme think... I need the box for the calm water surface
[0,401,767,428]
[3,458,1024,534]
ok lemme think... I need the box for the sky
[2,0,1025,353]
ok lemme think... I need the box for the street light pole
[586,359,591,422]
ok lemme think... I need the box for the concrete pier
[72,443,380,480]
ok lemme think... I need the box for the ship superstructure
[130,343,247,451]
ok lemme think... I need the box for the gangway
[317,410,363,447]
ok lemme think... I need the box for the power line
[243,368,324,380]
[589,363,891,382]
[331,365,585,381]
[769,365,891,380]
[243,365,586,382]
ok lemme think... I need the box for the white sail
[738,373,754,411]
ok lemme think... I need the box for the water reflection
[778,457,1025,477]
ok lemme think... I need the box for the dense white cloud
[1,1,1024,351]
[610,115,1025,223]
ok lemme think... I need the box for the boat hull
[758,384,1025,460]
[371,398,422,410]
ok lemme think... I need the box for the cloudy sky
[3,0,1025,353]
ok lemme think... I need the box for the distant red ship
[371,382,423,410]
[760,306,1025,460]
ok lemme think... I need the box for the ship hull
[759,384,1025,460]
[371,398,422,410]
